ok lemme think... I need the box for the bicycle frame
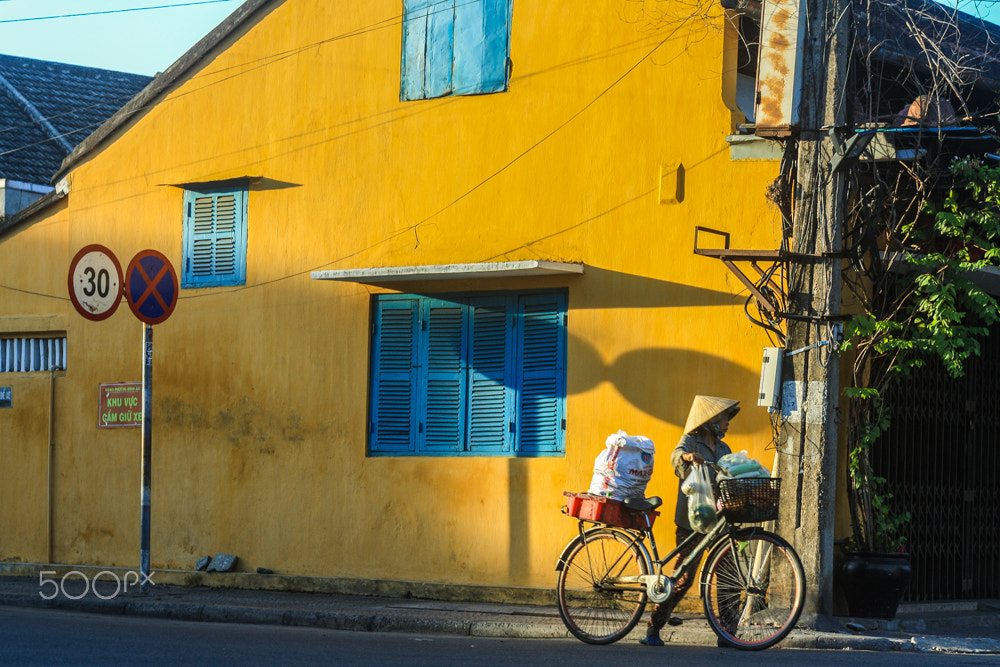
[564,513,757,600]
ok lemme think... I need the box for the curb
[2,590,1000,653]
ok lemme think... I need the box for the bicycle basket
[717,478,781,523]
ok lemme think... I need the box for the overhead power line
[0,0,238,24]
[0,0,461,155]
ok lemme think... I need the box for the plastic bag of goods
[716,450,770,479]
[683,464,719,533]
[587,430,655,500]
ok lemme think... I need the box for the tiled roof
[57,0,274,181]
[856,0,1000,85]
[0,54,151,185]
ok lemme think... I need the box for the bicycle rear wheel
[701,528,805,650]
[556,528,649,644]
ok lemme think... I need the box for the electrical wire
[0,1,238,24]
[1,3,684,301]
[0,0,465,159]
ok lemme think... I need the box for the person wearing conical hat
[640,395,740,647]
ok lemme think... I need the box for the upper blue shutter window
[369,290,566,456]
[182,187,248,288]
[400,0,512,101]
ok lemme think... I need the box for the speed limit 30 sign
[68,244,124,321]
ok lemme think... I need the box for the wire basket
[717,478,781,523]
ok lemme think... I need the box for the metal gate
[874,323,1000,601]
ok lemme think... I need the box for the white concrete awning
[311,260,584,283]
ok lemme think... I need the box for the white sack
[587,430,655,500]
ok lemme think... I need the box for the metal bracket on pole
[785,339,832,357]
[693,226,844,319]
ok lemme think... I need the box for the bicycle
[555,472,805,650]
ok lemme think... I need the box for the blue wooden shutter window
[182,188,247,288]
[400,0,511,100]
[369,291,565,456]
[515,293,567,455]
[467,296,514,453]
[371,299,419,453]
[421,299,467,452]
[453,0,510,95]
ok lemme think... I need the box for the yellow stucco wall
[0,1,784,589]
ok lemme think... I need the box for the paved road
[4,606,1000,666]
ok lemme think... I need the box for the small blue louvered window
[182,187,248,288]
[400,0,512,101]
[369,290,566,456]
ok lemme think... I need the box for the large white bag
[587,430,655,500]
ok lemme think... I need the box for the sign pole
[140,323,152,594]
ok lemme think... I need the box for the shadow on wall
[506,267,760,581]
[567,266,759,429]
[572,265,742,310]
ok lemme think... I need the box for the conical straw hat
[683,395,740,434]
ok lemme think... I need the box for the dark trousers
[648,526,699,631]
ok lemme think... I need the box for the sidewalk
[1,573,998,654]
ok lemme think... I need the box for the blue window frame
[369,290,567,456]
[181,187,248,288]
[400,0,513,101]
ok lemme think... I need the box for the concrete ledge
[0,562,556,606]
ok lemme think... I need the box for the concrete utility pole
[776,0,851,617]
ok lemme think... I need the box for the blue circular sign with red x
[124,250,178,325]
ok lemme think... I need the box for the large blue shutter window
[400,0,512,101]
[467,296,514,453]
[516,294,566,454]
[371,299,419,453]
[182,187,248,288]
[421,299,467,452]
[369,290,566,456]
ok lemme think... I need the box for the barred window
[0,337,67,372]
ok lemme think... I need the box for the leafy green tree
[841,158,1000,552]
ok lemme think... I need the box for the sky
[1,0,1000,78]
[0,0,244,76]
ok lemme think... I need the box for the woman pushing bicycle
[640,395,740,647]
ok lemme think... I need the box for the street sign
[98,382,142,428]
[68,244,123,321]
[125,250,178,325]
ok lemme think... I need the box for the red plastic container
[562,491,658,530]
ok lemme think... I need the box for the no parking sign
[124,250,178,325]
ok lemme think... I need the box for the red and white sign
[68,244,124,321]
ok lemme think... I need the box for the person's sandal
[639,633,665,646]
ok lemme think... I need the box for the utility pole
[775,0,851,617]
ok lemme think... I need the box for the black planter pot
[838,551,912,619]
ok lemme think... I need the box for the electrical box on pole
[758,347,783,408]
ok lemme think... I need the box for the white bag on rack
[587,430,655,500]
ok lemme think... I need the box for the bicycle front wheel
[701,528,805,650]
[556,528,649,644]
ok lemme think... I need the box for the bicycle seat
[623,496,662,512]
